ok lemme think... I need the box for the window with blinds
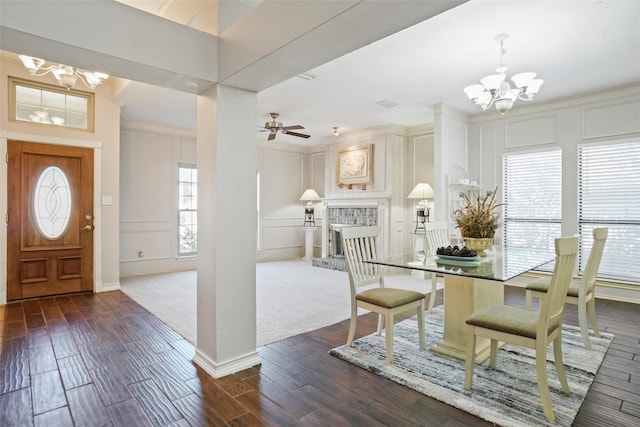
[503,149,562,272]
[579,140,640,283]
[178,164,197,256]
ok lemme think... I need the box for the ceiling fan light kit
[259,112,310,141]
[464,34,543,114]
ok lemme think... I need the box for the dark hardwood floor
[1,285,639,426]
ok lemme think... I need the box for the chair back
[539,236,579,335]
[341,226,384,293]
[423,222,449,256]
[581,227,608,294]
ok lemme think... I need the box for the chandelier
[463,34,543,114]
[18,55,109,90]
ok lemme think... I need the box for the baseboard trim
[97,281,121,293]
[193,348,261,379]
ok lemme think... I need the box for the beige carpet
[120,259,436,346]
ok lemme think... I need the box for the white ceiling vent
[375,99,399,109]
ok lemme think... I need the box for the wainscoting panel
[120,230,172,262]
[261,225,304,250]
[505,115,556,148]
[120,132,173,222]
[311,151,326,196]
[479,125,496,189]
[261,149,303,219]
[583,100,640,139]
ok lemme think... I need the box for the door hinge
[5,152,7,163]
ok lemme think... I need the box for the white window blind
[579,140,640,283]
[178,164,197,256]
[503,149,562,272]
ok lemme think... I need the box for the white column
[193,84,260,377]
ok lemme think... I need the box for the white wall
[256,142,325,261]
[404,125,435,254]
[119,122,198,276]
[117,128,327,268]
[116,122,438,268]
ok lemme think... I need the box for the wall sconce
[407,183,435,233]
[299,189,321,226]
[333,127,340,136]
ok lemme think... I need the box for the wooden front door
[7,141,94,301]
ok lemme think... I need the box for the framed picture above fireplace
[335,144,373,186]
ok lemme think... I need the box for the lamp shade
[407,183,435,200]
[299,189,320,202]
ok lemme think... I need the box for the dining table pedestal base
[430,275,504,363]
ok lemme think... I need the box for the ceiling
[115,0,640,145]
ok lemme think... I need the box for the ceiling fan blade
[267,132,276,141]
[283,125,304,130]
[285,131,311,139]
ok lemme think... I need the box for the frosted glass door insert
[33,165,72,239]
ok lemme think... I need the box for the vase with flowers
[454,187,503,256]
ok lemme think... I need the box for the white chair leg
[587,297,601,338]
[376,313,384,336]
[525,290,533,310]
[385,313,394,364]
[489,339,498,369]
[536,341,556,421]
[464,332,476,389]
[347,305,358,346]
[577,297,593,350]
[417,300,425,350]
[553,335,571,395]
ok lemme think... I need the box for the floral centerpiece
[454,187,503,255]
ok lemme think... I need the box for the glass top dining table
[366,245,556,283]
[366,244,556,362]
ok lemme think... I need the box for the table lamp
[407,183,434,233]
[300,189,321,226]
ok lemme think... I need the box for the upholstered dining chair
[341,226,426,364]
[525,227,607,350]
[464,235,578,422]
[423,221,450,312]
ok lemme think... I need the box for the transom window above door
[8,76,95,131]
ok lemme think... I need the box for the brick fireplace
[320,199,388,260]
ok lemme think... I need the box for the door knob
[82,225,94,231]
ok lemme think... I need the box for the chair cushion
[526,277,580,297]
[466,305,540,339]
[356,288,425,309]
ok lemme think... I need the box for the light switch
[102,196,113,206]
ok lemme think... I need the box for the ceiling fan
[259,112,310,141]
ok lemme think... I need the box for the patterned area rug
[330,307,613,427]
